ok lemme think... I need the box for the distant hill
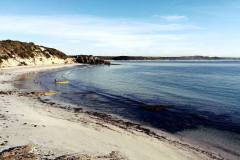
[98,56,240,61]
[0,40,75,67]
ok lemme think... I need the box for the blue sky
[0,0,240,57]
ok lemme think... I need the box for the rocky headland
[74,55,110,65]
[0,40,110,68]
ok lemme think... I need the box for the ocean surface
[18,61,240,134]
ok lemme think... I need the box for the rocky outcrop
[0,145,36,160]
[0,40,76,67]
[75,55,110,65]
[0,145,127,160]
[54,151,126,160]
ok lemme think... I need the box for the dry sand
[0,64,224,160]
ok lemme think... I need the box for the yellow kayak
[44,91,58,96]
[55,80,69,85]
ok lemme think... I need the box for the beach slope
[0,64,223,160]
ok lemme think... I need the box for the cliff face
[0,40,75,67]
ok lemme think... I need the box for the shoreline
[0,64,225,159]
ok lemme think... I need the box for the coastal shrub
[0,56,8,64]
[0,55,9,60]
[46,47,67,59]
[18,61,27,66]
[0,40,68,60]
[45,53,51,58]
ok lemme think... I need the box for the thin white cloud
[154,15,188,21]
[0,15,201,56]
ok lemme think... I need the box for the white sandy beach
[0,64,223,160]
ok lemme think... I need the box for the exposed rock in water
[75,55,110,65]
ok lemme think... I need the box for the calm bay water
[36,61,240,133]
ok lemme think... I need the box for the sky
[0,0,240,57]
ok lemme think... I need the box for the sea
[26,60,240,134]
[15,60,240,159]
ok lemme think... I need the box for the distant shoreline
[98,55,240,61]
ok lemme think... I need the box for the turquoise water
[37,61,240,133]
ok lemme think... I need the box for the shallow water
[22,61,240,133]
